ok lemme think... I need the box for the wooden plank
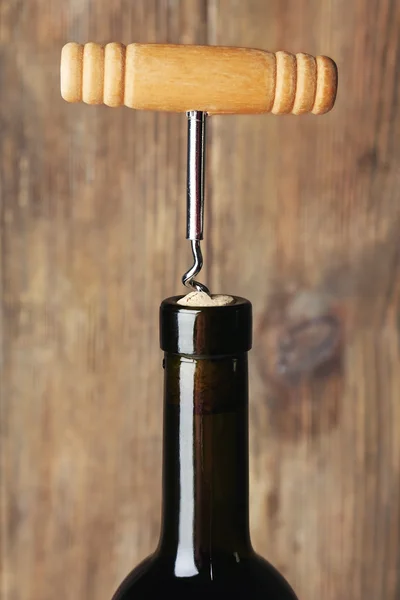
[0,2,207,600]
[1,2,400,600]
[208,1,400,599]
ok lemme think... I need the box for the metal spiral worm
[182,240,209,294]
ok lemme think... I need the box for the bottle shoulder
[112,552,298,600]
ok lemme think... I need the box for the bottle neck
[158,352,252,576]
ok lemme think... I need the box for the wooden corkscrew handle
[61,43,338,115]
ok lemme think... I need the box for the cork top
[177,292,234,307]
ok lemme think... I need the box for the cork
[177,292,234,307]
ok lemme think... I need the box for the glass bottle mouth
[160,295,252,357]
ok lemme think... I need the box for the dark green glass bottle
[112,296,298,599]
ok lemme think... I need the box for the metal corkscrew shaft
[182,111,209,294]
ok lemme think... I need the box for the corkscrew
[61,43,338,295]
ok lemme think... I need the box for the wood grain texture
[61,42,337,115]
[1,2,399,600]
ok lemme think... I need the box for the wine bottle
[112,296,298,599]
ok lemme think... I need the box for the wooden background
[1,1,400,599]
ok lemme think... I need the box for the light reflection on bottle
[174,359,199,578]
